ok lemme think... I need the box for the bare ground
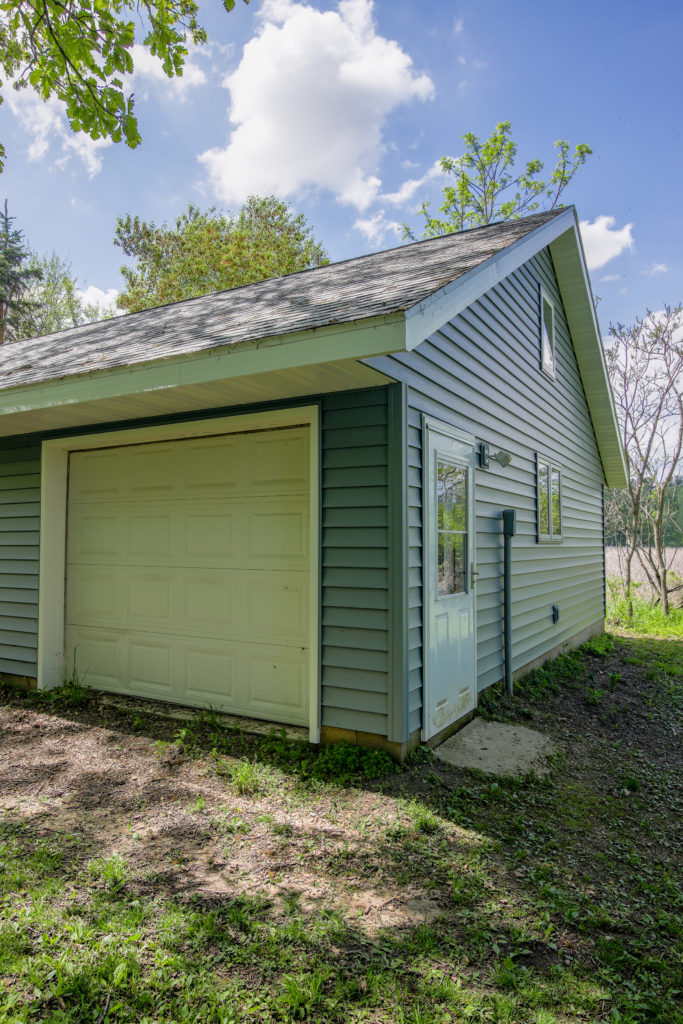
[0,633,680,1022]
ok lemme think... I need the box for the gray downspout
[501,509,516,696]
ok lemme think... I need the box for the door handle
[471,565,480,588]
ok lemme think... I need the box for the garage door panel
[126,575,173,625]
[247,579,308,644]
[246,651,308,723]
[127,445,175,495]
[247,507,308,566]
[67,568,119,624]
[129,512,174,558]
[69,449,121,499]
[68,630,123,691]
[129,639,174,693]
[183,645,236,706]
[182,437,238,494]
[247,430,309,491]
[68,508,120,560]
[66,425,311,725]
[183,511,235,560]
[182,575,235,632]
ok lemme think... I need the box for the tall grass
[606,578,683,637]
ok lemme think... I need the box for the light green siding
[369,247,606,705]
[321,389,390,736]
[0,437,41,677]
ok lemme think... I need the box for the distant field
[605,546,683,586]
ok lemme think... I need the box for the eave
[0,314,402,437]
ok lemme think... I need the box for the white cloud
[353,211,402,246]
[4,83,111,177]
[647,262,668,276]
[453,17,464,34]
[199,0,434,210]
[381,158,444,205]
[78,285,119,310]
[599,273,619,283]
[579,215,634,270]
[130,45,208,99]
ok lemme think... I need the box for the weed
[214,812,250,836]
[223,759,268,796]
[279,968,330,1019]
[585,685,606,705]
[405,800,442,835]
[607,585,683,637]
[87,852,128,891]
[583,633,615,656]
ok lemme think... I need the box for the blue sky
[1,0,681,332]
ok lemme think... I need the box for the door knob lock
[471,565,480,588]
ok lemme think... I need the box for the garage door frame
[37,406,321,742]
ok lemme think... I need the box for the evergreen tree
[0,200,41,343]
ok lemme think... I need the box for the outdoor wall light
[479,442,512,469]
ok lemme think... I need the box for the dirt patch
[0,698,421,934]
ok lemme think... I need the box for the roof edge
[548,215,627,487]
[404,208,573,350]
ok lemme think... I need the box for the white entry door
[423,419,477,740]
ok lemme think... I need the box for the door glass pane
[551,468,561,535]
[538,461,550,535]
[437,461,466,530]
[438,533,466,596]
[437,458,467,597]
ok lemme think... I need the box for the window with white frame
[540,290,555,377]
[537,457,562,542]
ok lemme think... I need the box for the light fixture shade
[491,449,512,468]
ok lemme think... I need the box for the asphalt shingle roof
[0,210,561,393]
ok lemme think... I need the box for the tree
[14,250,109,339]
[114,196,329,313]
[605,306,683,615]
[0,0,248,171]
[0,199,42,342]
[406,121,592,239]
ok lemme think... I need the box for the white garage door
[65,426,310,725]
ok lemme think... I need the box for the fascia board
[548,219,628,488]
[0,313,406,418]
[404,208,576,351]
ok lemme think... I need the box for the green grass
[606,580,683,637]
[0,634,681,1023]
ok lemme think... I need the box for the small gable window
[537,457,562,542]
[540,290,555,378]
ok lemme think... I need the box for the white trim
[540,287,556,379]
[404,209,575,351]
[38,406,321,744]
[423,416,476,447]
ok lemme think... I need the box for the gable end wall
[368,248,606,717]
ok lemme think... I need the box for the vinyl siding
[321,389,390,736]
[369,247,606,704]
[0,437,41,676]
[0,391,392,736]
